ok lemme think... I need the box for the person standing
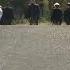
[51,3,63,25]
[64,2,70,25]
[2,7,14,25]
[28,1,40,25]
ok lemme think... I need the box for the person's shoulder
[54,8,62,11]
[64,8,70,11]
[28,4,33,7]
[51,8,56,11]
[35,4,39,6]
[57,8,62,11]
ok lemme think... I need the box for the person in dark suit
[28,2,40,25]
[64,2,70,25]
[1,4,14,25]
[51,3,63,25]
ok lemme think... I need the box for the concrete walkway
[0,25,70,70]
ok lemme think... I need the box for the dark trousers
[29,17,39,25]
[52,19,62,25]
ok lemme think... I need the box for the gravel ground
[0,25,70,70]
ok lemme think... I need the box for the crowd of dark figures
[0,2,70,25]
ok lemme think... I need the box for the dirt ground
[0,25,70,70]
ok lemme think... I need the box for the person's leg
[34,17,38,25]
[53,20,57,25]
[35,20,38,25]
[66,20,70,25]
[66,22,70,25]
[8,19,12,25]
[59,19,62,25]
[30,18,33,25]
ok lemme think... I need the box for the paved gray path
[0,25,70,70]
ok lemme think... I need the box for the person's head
[30,0,36,5]
[54,3,60,8]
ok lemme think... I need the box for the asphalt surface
[0,25,70,70]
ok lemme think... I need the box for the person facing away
[28,2,40,25]
[51,3,63,25]
[64,2,70,25]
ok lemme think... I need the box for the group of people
[51,2,70,25]
[0,2,40,25]
[26,1,70,25]
[0,2,70,25]
[0,5,14,25]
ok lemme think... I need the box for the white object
[67,2,70,5]
[0,5,2,8]
[0,7,3,20]
[54,3,60,7]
